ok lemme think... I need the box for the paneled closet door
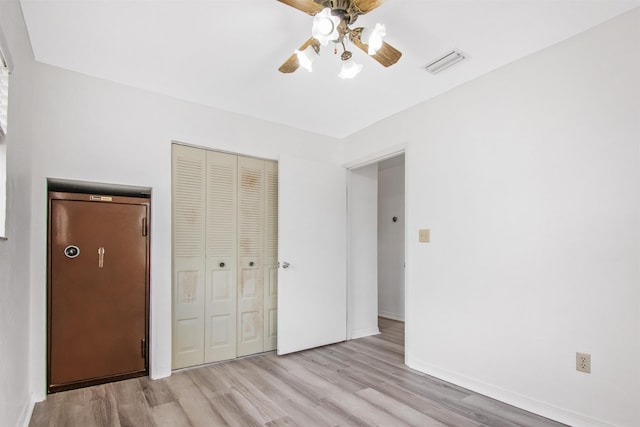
[237,156,265,357]
[204,151,238,363]
[172,145,206,369]
[264,161,278,351]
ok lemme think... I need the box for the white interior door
[204,150,237,363]
[172,144,206,369]
[237,156,265,357]
[278,155,347,355]
[264,161,278,351]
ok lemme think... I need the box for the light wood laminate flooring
[30,318,566,426]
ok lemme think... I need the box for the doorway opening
[347,153,405,351]
[377,155,405,324]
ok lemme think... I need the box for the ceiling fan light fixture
[278,0,402,75]
[338,57,362,79]
[295,46,317,72]
[361,23,386,55]
[312,8,340,46]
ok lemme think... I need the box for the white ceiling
[20,0,640,139]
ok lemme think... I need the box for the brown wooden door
[48,192,149,392]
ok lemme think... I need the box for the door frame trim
[342,143,407,170]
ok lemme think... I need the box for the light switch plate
[419,229,430,243]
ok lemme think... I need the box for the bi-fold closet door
[172,144,278,370]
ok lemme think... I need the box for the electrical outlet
[576,352,591,373]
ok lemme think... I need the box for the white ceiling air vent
[425,50,466,74]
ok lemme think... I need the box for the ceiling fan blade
[278,38,320,73]
[351,31,402,67]
[353,0,385,14]
[279,53,301,74]
[276,0,324,15]
[369,41,402,67]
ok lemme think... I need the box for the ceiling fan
[277,0,402,78]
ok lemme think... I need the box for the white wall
[0,1,36,425]
[377,156,405,321]
[25,54,341,400]
[342,8,640,427]
[347,163,379,339]
[0,133,6,238]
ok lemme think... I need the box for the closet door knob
[249,261,254,267]
[219,262,225,268]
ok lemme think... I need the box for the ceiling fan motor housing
[321,0,359,24]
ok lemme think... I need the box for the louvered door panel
[237,156,265,357]
[172,144,206,369]
[264,161,278,351]
[204,151,238,363]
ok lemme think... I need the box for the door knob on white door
[281,262,290,269]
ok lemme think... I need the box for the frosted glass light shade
[312,8,340,46]
[361,23,386,55]
[295,46,317,72]
[338,58,362,79]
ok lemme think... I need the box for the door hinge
[142,217,148,236]
[141,338,146,359]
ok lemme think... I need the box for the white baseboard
[378,311,405,322]
[19,395,36,427]
[406,358,616,427]
[350,327,380,340]
[151,369,171,380]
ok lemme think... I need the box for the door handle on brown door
[98,247,105,268]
